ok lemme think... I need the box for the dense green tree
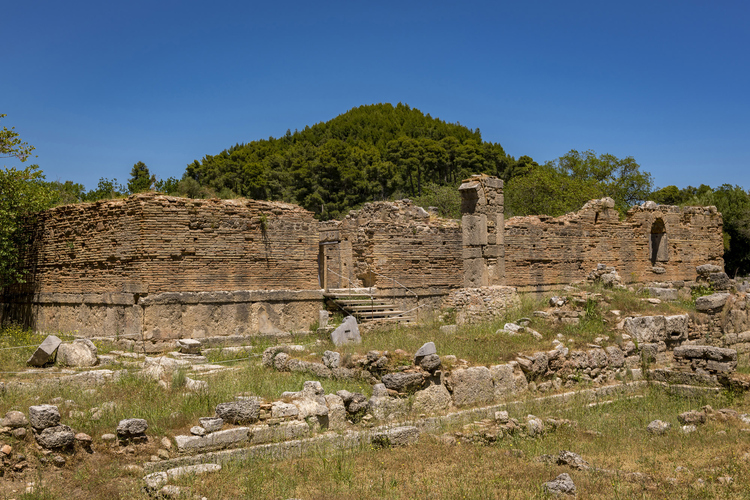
[127,161,155,194]
[684,184,750,277]
[45,180,87,206]
[83,178,125,202]
[505,163,604,217]
[549,150,652,212]
[0,115,52,287]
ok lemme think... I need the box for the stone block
[330,316,361,346]
[695,293,731,312]
[490,364,515,397]
[29,405,60,430]
[450,366,494,407]
[215,399,259,424]
[35,425,75,449]
[175,427,249,453]
[412,384,452,414]
[57,339,98,367]
[665,314,689,341]
[371,426,420,447]
[176,339,201,354]
[463,258,487,287]
[462,214,487,246]
[248,420,309,445]
[27,335,62,367]
[624,315,666,343]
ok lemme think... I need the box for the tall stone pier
[459,175,505,287]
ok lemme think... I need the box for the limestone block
[215,399,259,424]
[330,316,361,346]
[371,426,420,447]
[368,395,408,420]
[248,420,309,445]
[324,394,347,430]
[490,364,515,397]
[198,417,224,433]
[463,258,487,287]
[35,425,75,449]
[412,384,452,414]
[271,402,299,419]
[175,427,249,453]
[381,372,425,393]
[450,366,494,407]
[695,293,731,312]
[27,335,62,367]
[605,346,625,368]
[1,411,28,429]
[462,247,482,259]
[624,316,666,343]
[322,350,340,369]
[663,314,688,343]
[176,339,201,355]
[29,405,60,430]
[57,339,98,367]
[647,288,678,301]
[462,214,488,246]
[117,418,148,439]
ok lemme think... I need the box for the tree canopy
[0,115,52,287]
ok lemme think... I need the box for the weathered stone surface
[176,338,201,354]
[324,394,347,430]
[368,395,408,420]
[199,417,224,433]
[371,426,420,447]
[381,372,425,393]
[673,345,737,362]
[526,416,545,437]
[490,364,515,397]
[678,410,706,425]
[412,384,452,414]
[29,405,60,430]
[175,427,249,452]
[665,314,689,341]
[414,342,437,359]
[1,410,29,429]
[248,421,309,445]
[215,399,260,424]
[331,316,361,346]
[27,335,62,367]
[419,354,441,372]
[271,402,299,419]
[322,350,340,369]
[451,366,494,407]
[647,420,671,435]
[57,339,98,367]
[190,426,206,436]
[605,346,625,368]
[697,264,722,275]
[695,293,731,312]
[624,315,666,343]
[647,287,678,301]
[543,473,576,496]
[557,450,591,470]
[117,418,148,438]
[35,425,75,449]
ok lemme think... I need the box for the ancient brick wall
[504,198,725,291]
[15,194,319,295]
[330,201,463,294]
[1,194,322,346]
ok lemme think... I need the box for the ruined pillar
[459,175,504,287]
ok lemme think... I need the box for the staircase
[323,288,416,325]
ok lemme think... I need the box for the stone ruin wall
[504,199,725,291]
[0,176,727,350]
[1,194,322,350]
[321,201,463,311]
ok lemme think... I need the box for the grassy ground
[8,386,747,500]
[1,285,744,499]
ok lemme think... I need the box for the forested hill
[184,103,522,219]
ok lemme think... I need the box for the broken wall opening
[650,218,669,264]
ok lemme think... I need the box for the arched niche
[650,218,669,263]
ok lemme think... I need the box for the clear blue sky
[3,0,749,192]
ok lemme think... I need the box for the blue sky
[3,0,749,192]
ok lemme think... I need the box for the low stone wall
[4,290,323,353]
